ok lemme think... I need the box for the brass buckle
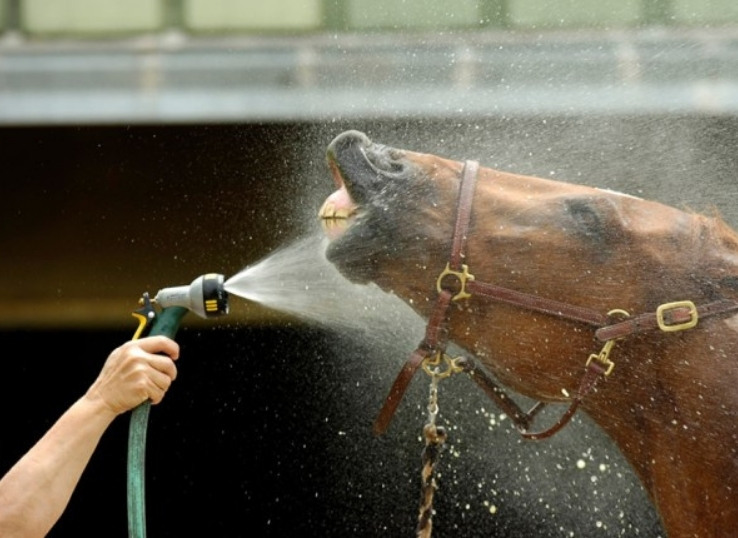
[436,262,475,301]
[656,300,698,332]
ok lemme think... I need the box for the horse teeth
[319,201,354,220]
[318,201,335,218]
[320,216,349,240]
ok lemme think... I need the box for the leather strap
[449,160,479,269]
[372,348,432,436]
[373,290,453,435]
[520,358,607,440]
[457,349,608,441]
[467,280,609,328]
[373,161,480,435]
[596,299,738,341]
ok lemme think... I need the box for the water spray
[128,273,229,538]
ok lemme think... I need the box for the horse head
[318,129,738,537]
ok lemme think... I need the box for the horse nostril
[389,161,406,173]
[366,148,408,176]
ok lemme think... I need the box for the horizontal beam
[2,28,738,124]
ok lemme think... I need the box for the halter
[374,160,738,439]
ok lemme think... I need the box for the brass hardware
[585,339,617,376]
[656,300,698,332]
[607,308,631,320]
[436,262,475,301]
[422,352,464,380]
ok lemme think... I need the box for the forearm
[0,336,179,537]
[0,395,117,537]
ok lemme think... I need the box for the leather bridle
[374,160,738,439]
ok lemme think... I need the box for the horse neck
[582,323,738,536]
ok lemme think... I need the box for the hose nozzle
[152,273,229,318]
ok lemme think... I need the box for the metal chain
[416,362,450,538]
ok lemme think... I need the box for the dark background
[2,117,737,536]
[0,325,665,537]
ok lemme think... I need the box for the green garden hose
[127,306,187,538]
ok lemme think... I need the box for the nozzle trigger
[131,292,157,340]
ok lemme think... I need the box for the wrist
[79,390,119,424]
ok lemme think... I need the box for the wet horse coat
[318,130,738,538]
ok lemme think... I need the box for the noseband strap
[373,159,738,438]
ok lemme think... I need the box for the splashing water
[225,233,424,337]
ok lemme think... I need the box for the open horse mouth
[319,160,359,240]
[319,130,411,241]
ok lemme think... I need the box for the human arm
[0,335,179,538]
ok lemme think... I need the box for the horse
[317,130,738,538]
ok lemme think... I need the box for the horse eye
[564,198,607,242]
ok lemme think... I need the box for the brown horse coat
[319,130,738,538]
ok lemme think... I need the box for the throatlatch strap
[457,354,608,441]
[520,359,607,440]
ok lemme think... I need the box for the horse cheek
[451,307,592,401]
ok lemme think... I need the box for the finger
[147,353,178,381]
[146,370,174,405]
[137,335,180,361]
[147,385,165,406]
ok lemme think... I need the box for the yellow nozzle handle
[131,313,148,340]
[131,293,156,340]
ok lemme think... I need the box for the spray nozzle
[151,273,230,318]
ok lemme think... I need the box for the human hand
[85,336,180,416]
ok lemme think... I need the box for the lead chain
[416,367,448,538]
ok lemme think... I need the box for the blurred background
[1,1,737,536]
